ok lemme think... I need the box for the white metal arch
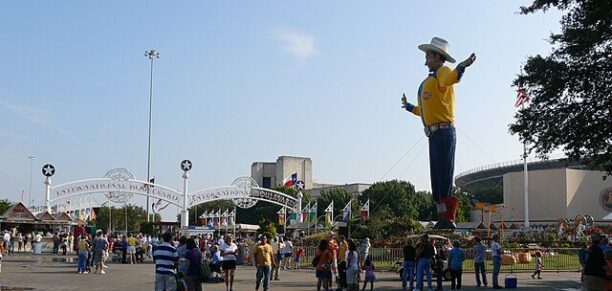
[49,178,183,207]
[189,186,298,210]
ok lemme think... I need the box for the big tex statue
[402,37,476,229]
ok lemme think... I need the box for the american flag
[515,84,530,107]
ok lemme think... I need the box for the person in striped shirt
[154,232,179,291]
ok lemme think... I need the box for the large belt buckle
[425,124,439,137]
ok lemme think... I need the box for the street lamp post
[144,49,160,222]
[28,155,37,207]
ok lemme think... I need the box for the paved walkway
[0,254,584,290]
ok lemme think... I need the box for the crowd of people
[3,227,611,291]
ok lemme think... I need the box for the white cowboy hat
[418,37,456,63]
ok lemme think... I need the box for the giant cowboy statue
[402,37,476,229]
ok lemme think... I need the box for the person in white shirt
[345,240,360,291]
[491,235,503,289]
[282,237,294,270]
[221,235,238,291]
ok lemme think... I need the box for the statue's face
[425,51,443,72]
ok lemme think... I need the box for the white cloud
[273,30,317,59]
[0,100,80,143]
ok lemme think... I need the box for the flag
[288,211,297,224]
[277,208,286,225]
[324,201,334,225]
[301,203,310,223]
[228,209,235,226]
[221,209,229,226]
[324,201,334,213]
[200,210,208,225]
[360,199,370,219]
[342,200,351,223]
[309,202,318,224]
[515,84,530,107]
[282,173,298,187]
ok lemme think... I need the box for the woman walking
[314,239,333,291]
[345,240,360,291]
[221,235,238,291]
[531,251,544,280]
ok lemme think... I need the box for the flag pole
[348,198,352,239]
[523,125,530,229]
[519,67,530,230]
[233,206,236,238]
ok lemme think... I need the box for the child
[531,251,544,279]
[361,256,376,291]
[294,244,304,270]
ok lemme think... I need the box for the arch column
[44,176,51,213]
[181,170,189,233]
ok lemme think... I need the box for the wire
[370,138,426,214]
[379,136,424,181]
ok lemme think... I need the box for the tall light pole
[28,155,37,207]
[144,49,160,222]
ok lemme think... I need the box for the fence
[302,247,581,273]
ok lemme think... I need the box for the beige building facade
[251,156,313,189]
[250,156,372,199]
[503,168,612,222]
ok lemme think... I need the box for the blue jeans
[256,266,271,291]
[416,258,432,289]
[493,256,501,286]
[428,127,456,202]
[402,260,415,289]
[474,261,488,286]
[77,251,88,272]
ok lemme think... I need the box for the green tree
[361,180,434,220]
[511,0,612,176]
[94,204,159,234]
[361,180,415,218]
[0,199,11,215]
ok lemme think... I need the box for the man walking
[491,235,502,289]
[415,234,435,291]
[254,235,275,291]
[402,238,416,291]
[472,236,488,288]
[153,232,179,291]
[92,231,108,274]
[402,36,476,229]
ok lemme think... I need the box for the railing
[454,154,568,180]
[302,247,581,273]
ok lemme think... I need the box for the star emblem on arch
[181,160,192,171]
[42,164,55,177]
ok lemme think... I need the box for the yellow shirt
[338,241,348,262]
[254,243,274,267]
[128,236,137,246]
[409,65,462,126]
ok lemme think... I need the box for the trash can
[505,275,517,288]
[34,242,42,254]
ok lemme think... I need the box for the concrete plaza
[0,254,584,291]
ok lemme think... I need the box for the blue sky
[0,1,564,220]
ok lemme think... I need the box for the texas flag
[360,199,370,219]
[282,173,298,187]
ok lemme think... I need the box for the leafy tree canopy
[511,0,612,175]
[361,180,435,220]
[0,199,11,215]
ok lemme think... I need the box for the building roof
[0,202,36,221]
